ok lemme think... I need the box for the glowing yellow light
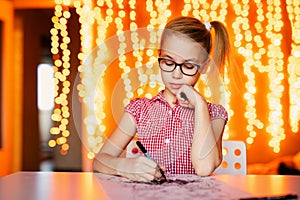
[54,60,62,67]
[222,148,228,156]
[50,127,60,135]
[87,152,95,159]
[59,124,66,131]
[246,137,254,144]
[63,10,70,18]
[62,130,70,137]
[56,137,67,145]
[51,113,62,121]
[48,140,56,147]
[287,0,300,133]
[50,1,72,154]
[62,143,69,151]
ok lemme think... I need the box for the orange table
[0,172,299,200]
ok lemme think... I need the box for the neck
[162,90,177,108]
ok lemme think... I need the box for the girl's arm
[176,86,226,176]
[93,112,162,181]
[191,100,225,176]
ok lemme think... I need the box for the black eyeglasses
[158,58,201,76]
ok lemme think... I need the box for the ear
[199,57,210,74]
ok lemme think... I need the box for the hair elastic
[204,21,211,31]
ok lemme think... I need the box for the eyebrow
[161,54,199,63]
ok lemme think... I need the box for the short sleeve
[207,103,228,122]
[124,98,143,123]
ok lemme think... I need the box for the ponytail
[210,21,231,74]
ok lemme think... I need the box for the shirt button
[165,138,170,144]
[168,110,172,115]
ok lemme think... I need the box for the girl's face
[159,33,208,98]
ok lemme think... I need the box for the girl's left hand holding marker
[117,156,164,182]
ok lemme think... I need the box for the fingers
[128,168,160,182]
[142,158,166,180]
[177,85,202,108]
[180,92,188,101]
[177,91,190,107]
[177,86,191,102]
[133,173,156,182]
[153,167,164,180]
[125,156,164,182]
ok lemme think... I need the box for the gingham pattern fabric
[125,91,228,174]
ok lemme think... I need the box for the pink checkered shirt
[125,91,228,174]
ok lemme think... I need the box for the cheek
[161,71,170,83]
[185,74,200,86]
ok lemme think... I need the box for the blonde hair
[161,16,230,73]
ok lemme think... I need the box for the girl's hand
[176,85,206,108]
[118,156,164,182]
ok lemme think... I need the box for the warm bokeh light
[51,0,300,159]
[50,3,71,153]
[287,0,300,134]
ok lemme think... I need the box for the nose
[172,64,183,79]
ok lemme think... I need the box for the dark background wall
[15,8,82,171]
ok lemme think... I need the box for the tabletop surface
[0,172,299,200]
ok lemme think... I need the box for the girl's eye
[165,61,175,66]
[183,63,195,69]
[163,60,174,66]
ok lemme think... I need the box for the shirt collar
[153,90,166,102]
[152,90,178,108]
[153,90,194,111]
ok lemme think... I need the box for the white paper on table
[93,173,251,200]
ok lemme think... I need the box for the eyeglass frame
[157,57,202,76]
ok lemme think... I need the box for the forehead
[160,33,207,62]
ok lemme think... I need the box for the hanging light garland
[50,0,300,159]
[49,1,72,155]
[265,0,285,153]
[142,0,171,99]
[286,0,300,134]
[231,0,265,146]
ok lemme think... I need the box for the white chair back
[126,139,140,158]
[126,139,247,174]
[213,140,247,174]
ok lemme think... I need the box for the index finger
[180,92,188,101]
[140,156,159,169]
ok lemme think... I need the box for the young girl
[93,16,230,182]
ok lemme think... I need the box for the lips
[170,83,182,89]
